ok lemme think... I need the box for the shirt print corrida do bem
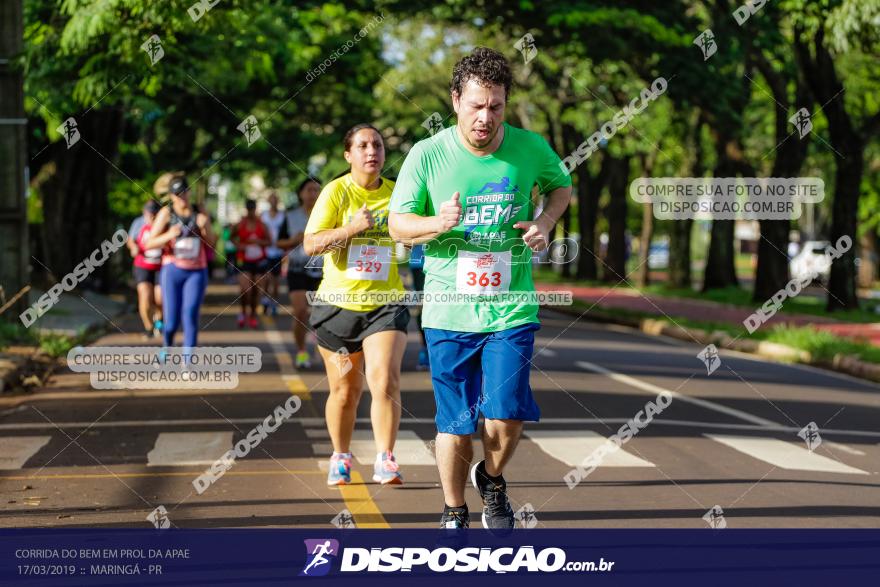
[391,122,572,333]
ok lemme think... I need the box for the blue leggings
[161,265,208,349]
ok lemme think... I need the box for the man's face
[268,193,279,208]
[452,79,506,149]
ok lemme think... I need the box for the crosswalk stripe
[348,430,436,466]
[576,360,779,427]
[525,430,654,468]
[0,436,51,469]
[705,434,869,475]
[146,432,233,467]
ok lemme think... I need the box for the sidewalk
[26,288,129,336]
[536,282,880,346]
[0,289,128,393]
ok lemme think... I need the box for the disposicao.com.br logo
[299,539,614,575]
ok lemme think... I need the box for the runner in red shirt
[128,200,164,339]
[233,199,270,328]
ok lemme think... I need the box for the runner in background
[145,175,217,350]
[222,224,237,283]
[260,191,286,315]
[278,177,323,369]
[303,124,409,486]
[129,200,164,339]
[389,48,572,531]
[233,199,270,329]
[408,244,430,370]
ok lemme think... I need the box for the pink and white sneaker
[372,451,402,485]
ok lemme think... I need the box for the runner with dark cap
[144,175,217,350]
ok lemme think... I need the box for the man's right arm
[388,213,442,245]
[389,192,462,245]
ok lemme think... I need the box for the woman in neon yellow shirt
[304,123,409,486]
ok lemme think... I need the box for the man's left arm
[512,185,572,252]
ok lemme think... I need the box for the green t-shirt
[390,122,572,332]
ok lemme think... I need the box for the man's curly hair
[450,47,512,99]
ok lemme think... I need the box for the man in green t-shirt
[389,47,572,532]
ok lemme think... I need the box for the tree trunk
[669,116,704,289]
[703,137,742,291]
[636,152,656,287]
[603,155,630,283]
[796,29,864,310]
[33,109,124,286]
[752,48,811,302]
[827,151,863,309]
[575,153,609,281]
[0,0,29,317]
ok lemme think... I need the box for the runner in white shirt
[260,191,287,315]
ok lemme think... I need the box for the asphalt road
[2,283,879,529]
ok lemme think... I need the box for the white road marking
[304,428,329,439]
[536,348,556,357]
[2,417,880,439]
[706,434,869,475]
[0,436,51,469]
[349,430,436,466]
[826,442,865,456]
[146,432,233,467]
[576,360,779,427]
[525,429,653,468]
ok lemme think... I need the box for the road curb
[0,353,29,394]
[546,304,880,385]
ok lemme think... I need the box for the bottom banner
[1,529,878,585]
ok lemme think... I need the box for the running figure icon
[302,540,335,575]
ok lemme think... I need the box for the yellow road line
[338,470,389,528]
[284,375,311,401]
[0,470,322,481]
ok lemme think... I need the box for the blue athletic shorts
[424,322,540,435]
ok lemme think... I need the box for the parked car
[790,240,832,284]
[648,241,670,269]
